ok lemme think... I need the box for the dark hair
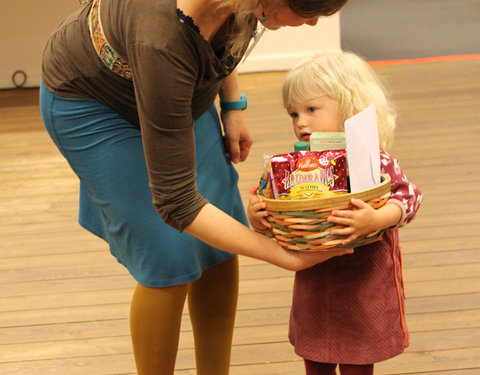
[287,0,350,17]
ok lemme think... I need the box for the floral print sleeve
[380,150,423,227]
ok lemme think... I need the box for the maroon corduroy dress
[289,229,407,364]
[288,150,423,365]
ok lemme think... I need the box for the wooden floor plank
[1,58,479,374]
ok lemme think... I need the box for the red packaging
[268,150,348,199]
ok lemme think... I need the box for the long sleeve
[380,149,423,227]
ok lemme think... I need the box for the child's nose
[297,116,308,128]
[306,16,319,26]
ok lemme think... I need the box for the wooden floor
[1,58,479,374]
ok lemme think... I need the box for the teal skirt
[39,83,247,287]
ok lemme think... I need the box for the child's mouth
[300,132,311,141]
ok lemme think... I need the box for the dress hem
[78,218,236,288]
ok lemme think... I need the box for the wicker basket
[260,174,392,251]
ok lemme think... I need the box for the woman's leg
[339,364,374,375]
[304,359,337,375]
[187,256,239,375]
[130,283,189,375]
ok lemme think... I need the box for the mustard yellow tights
[130,256,239,375]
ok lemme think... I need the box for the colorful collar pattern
[89,0,133,80]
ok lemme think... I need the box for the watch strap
[220,93,248,110]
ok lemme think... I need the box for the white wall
[238,14,341,73]
[0,1,341,88]
[0,0,81,89]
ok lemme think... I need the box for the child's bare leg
[130,282,188,375]
[339,364,374,375]
[188,256,239,375]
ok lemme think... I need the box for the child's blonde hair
[282,50,396,150]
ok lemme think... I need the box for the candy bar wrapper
[258,151,274,198]
[268,150,348,199]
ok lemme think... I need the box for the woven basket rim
[260,174,391,211]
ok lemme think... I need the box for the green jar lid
[294,141,309,151]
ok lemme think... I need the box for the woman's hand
[245,186,354,268]
[247,185,271,232]
[218,69,253,163]
[286,247,354,271]
[328,198,402,245]
[186,203,354,272]
[220,108,253,164]
[246,185,353,269]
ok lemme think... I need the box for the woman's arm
[219,69,242,102]
[219,69,253,163]
[186,202,354,271]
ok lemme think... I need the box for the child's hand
[328,198,402,245]
[247,185,271,232]
[328,198,382,245]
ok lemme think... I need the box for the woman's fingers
[299,247,354,267]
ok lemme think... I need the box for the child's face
[287,95,343,143]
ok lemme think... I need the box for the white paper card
[344,103,380,192]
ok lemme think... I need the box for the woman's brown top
[42,0,256,231]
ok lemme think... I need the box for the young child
[247,50,423,375]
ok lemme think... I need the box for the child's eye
[308,107,316,113]
[289,112,299,119]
